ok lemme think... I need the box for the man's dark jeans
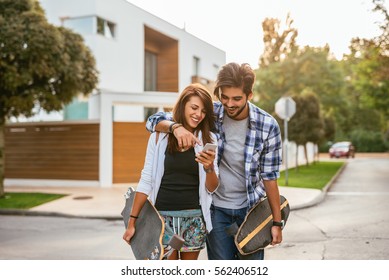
[206,204,264,260]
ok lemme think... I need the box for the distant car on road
[329,141,355,158]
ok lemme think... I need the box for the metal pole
[284,118,288,186]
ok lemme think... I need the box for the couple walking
[123,62,283,260]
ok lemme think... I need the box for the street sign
[275,96,296,186]
[275,97,296,120]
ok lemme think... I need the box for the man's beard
[225,103,247,119]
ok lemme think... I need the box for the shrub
[350,130,388,152]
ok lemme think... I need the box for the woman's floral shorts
[158,209,207,252]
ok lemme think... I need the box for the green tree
[286,90,324,167]
[256,1,389,153]
[339,39,389,151]
[372,0,389,50]
[255,17,346,149]
[337,0,389,148]
[255,46,346,120]
[259,14,298,68]
[0,0,98,197]
[322,114,336,144]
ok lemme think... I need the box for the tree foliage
[338,0,389,143]
[259,14,298,68]
[345,38,389,120]
[0,0,99,196]
[255,3,389,152]
[372,0,389,51]
[255,45,345,122]
[0,0,98,120]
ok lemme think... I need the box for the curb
[291,161,348,210]
[0,208,122,221]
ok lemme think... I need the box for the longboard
[121,187,164,260]
[235,195,290,255]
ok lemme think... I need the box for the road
[0,215,130,259]
[0,156,388,260]
[266,156,389,260]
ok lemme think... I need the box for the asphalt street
[266,157,389,260]
[0,156,388,260]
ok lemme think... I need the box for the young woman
[123,83,219,260]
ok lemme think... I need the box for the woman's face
[184,96,206,131]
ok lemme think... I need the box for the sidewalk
[1,182,328,219]
[1,155,350,219]
[3,154,385,219]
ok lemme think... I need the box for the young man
[146,62,283,260]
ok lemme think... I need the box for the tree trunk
[0,117,5,197]
[304,143,309,166]
[313,143,317,164]
[295,144,299,172]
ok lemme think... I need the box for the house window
[144,107,158,121]
[62,16,94,35]
[61,16,116,39]
[193,56,200,76]
[145,51,157,91]
[97,17,116,38]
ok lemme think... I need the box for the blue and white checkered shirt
[146,101,282,208]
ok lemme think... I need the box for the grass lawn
[279,161,345,190]
[0,192,67,209]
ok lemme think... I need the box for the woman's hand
[123,226,136,244]
[195,149,216,170]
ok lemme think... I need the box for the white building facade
[41,0,225,119]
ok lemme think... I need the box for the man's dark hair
[213,62,255,99]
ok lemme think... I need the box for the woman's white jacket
[136,131,219,232]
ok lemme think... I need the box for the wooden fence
[5,121,150,185]
[5,122,99,181]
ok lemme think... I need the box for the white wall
[282,141,318,171]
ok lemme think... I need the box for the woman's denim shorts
[159,209,207,252]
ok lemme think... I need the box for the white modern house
[5,0,225,188]
[40,0,225,121]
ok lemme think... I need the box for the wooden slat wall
[158,41,178,92]
[113,122,150,183]
[5,122,99,180]
[145,25,178,93]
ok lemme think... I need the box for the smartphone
[203,143,217,152]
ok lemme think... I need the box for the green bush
[350,130,388,152]
[318,140,335,153]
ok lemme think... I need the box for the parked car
[329,141,355,158]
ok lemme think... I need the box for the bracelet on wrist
[171,123,182,133]
[168,122,177,133]
[130,215,139,219]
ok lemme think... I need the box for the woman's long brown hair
[167,83,216,153]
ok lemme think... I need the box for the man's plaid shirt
[146,101,282,208]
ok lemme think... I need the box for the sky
[127,0,387,68]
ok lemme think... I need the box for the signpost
[275,97,296,186]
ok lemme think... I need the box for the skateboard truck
[163,234,185,259]
[122,187,186,260]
